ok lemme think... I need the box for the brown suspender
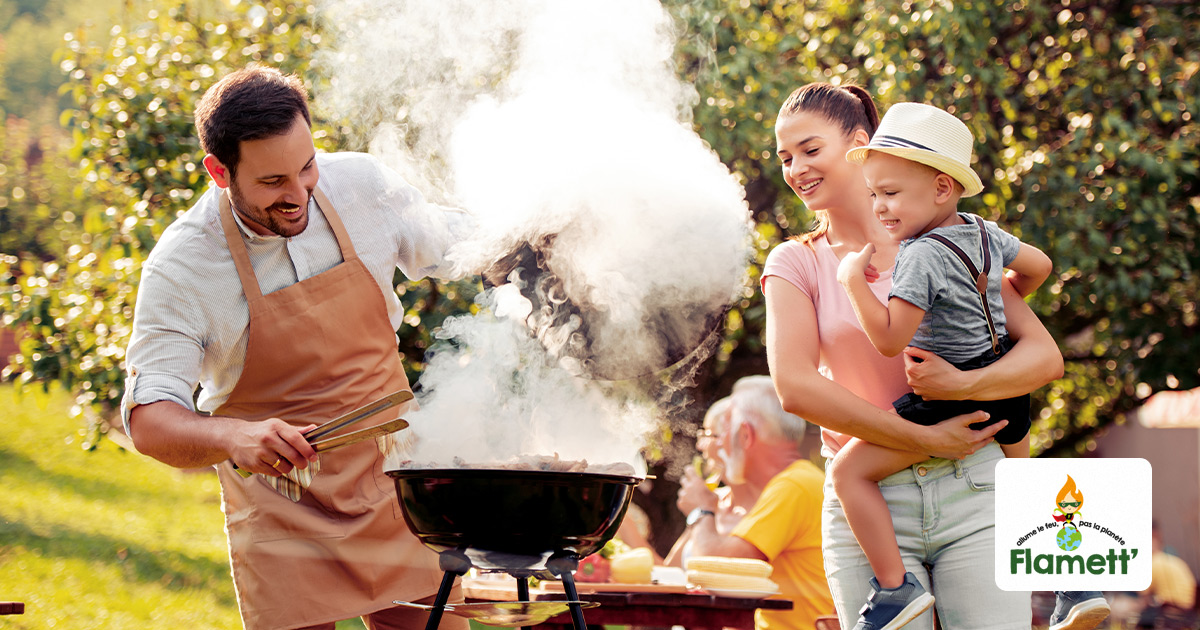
[922,215,1002,355]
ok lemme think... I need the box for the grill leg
[547,555,588,630]
[425,551,473,630]
[422,571,459,630]
[515,576,533,630]
[558,571,589,630]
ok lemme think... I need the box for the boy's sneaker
[851,572,935,630]
[1049,591,1110,630]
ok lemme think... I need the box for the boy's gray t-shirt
[889,212,1022,363]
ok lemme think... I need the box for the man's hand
[226,418,319,477]
[128,400,318,472]
[676,466,719,515]
[918,412,1006,460]
[836,243,881,286]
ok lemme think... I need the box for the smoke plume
[316,0,753,472]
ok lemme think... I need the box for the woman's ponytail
[840,84,880,136]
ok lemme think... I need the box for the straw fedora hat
[845,102,984,197]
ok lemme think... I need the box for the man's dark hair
[194,66,311,177]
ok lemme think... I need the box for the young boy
[833,103,1108,630]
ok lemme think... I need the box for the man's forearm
[130,401,319,475]
[128,400,240,468]
[688,516,733,557]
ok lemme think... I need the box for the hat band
[870,134,938,153]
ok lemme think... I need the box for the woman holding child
[761,84,1066,628]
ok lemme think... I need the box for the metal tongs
[233,390,414,477]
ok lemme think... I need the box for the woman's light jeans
[822,442,1031,628]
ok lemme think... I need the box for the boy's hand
[837,243,879,285]
[903,346,974,401]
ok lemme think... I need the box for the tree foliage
[0,0,118,116]
[0,114,80,261]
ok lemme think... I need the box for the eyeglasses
[695,428,717,439]
[1058,501,1081,509]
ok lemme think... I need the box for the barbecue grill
[387,467,642,629]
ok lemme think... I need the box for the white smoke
[389,287,658,471]
[316,0,752,472]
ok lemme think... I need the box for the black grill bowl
[386,468,640,571]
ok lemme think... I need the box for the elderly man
[668,396,758,567]
[687,375,834,630]
[121,66,470,630]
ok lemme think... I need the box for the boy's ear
[203,154,232,189]
[934,172,958,203]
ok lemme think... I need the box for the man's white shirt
[121,152,473,429]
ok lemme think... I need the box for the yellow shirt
[733,460,834,630]
[1151,551,1196,609]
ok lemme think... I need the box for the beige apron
[213,188,443,630]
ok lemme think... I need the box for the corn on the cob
[685,556,773,578]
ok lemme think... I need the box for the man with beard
[688,376,834,629]
[120,66,471,630]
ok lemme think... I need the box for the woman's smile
[797,177,823,194]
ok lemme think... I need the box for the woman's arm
[903,278,1064,401]
[764,276,1001,459]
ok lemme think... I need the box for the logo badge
[995,458,1151,591]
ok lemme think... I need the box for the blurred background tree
[1,0,1198,551]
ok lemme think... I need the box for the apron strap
[312,187,359,263]
[922,215,1001,354]
[218,191,265,302]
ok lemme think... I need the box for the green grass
[0,384,239,628]
[0,384,376,629]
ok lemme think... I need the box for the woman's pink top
[761,236,911,457]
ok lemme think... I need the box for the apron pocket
[366,441,407,521]
[249,478,349,543]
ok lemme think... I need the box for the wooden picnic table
[463,577,793,629]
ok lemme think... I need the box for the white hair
[703,396,732,432]
[730,375,807,445]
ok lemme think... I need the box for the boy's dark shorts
[892,335,1032,445]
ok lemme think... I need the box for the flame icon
[1053,475,1086,551]
[1055,475,1085,515]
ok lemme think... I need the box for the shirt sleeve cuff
[121,369,196,434]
